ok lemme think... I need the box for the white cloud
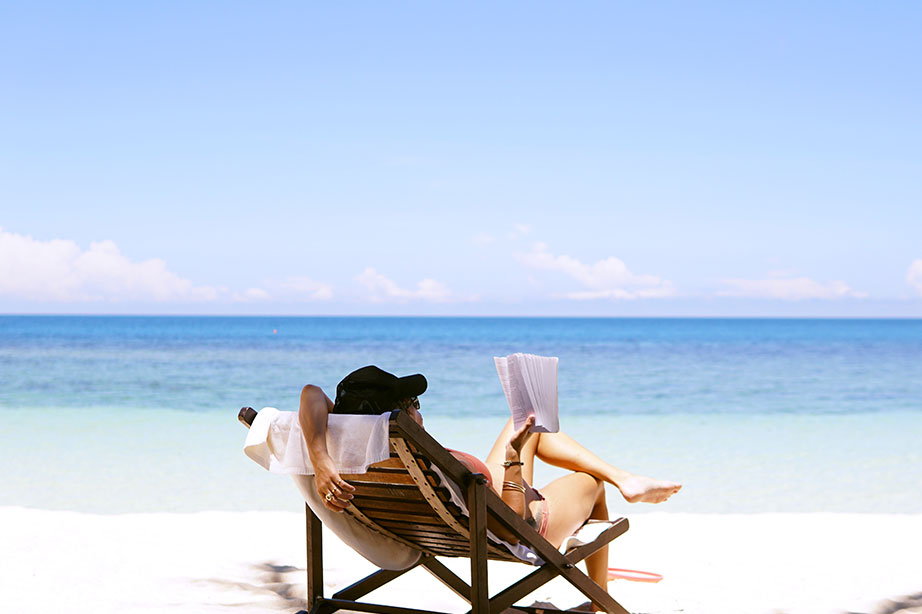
[507,224,531,240]
[275,276,334,300]
[234,287,271,302]
[233,276,334,303]
[516,242,675,300]
[907,260,922,296]
[718,276,868,300]
[477,224,530,246]
[0,228,219,302]
[355,268,453,303]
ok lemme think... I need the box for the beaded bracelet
[502,480,526,493]
[502,460,524,467]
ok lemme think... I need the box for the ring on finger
[324,492,335,502]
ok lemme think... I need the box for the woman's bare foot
[617,475,682,504]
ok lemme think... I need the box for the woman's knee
[299,384,328,411]
[302,384,330,402]
[577,472,607,507]
[301,383,323,396]
[590,474,605,496]
[573,471,603,492]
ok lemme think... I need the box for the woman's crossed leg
[484,418,682,504]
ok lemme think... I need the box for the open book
[494,353,559,433]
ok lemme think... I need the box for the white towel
[564,519,617,552]
[243,408,391,475]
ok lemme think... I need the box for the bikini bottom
[526,488,550,539]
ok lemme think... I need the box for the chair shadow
[196,560,306,608]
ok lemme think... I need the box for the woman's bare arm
[488,415,535,544]
[298,384,355,511]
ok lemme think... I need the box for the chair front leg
[306,503,324,609]
[468,474,490,614]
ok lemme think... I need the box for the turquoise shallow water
[2,316,921,513]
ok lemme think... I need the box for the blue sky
[2,2,920,316]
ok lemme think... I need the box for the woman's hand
[314,456,355,512]
[506,414,535,457]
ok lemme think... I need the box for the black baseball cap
[332,365,428,415]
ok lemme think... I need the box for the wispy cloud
[472,232,496,246]
[477,224,531,246]
[718,275,867,300]
[236,287,271,301]
[508,224,531,240]
[354,267,454,303]
[517,242,675,300]
[234,276,334,302]
[273,276,334,300]
[907,259,922,296]
[0,228,220,302]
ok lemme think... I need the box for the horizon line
[2,312,921,320]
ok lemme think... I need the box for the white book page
[494,353,559,433]
[494,355,532,430]
[516,354,559,433]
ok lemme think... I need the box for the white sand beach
[2,507,920,614]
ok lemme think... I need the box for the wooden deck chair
[238,407,632,614]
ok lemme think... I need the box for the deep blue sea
[2,316,920,514]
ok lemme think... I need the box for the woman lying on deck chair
[300,366,681,602]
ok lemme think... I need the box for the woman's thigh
[539,472,602,549]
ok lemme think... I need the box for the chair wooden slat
[351,497,438,513]
[373,518,465,533]
[379,526,469,542]
[350,481,454,503]
[348,472,419,486]
[360,509,447,526]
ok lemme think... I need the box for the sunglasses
[408,397,420,410]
